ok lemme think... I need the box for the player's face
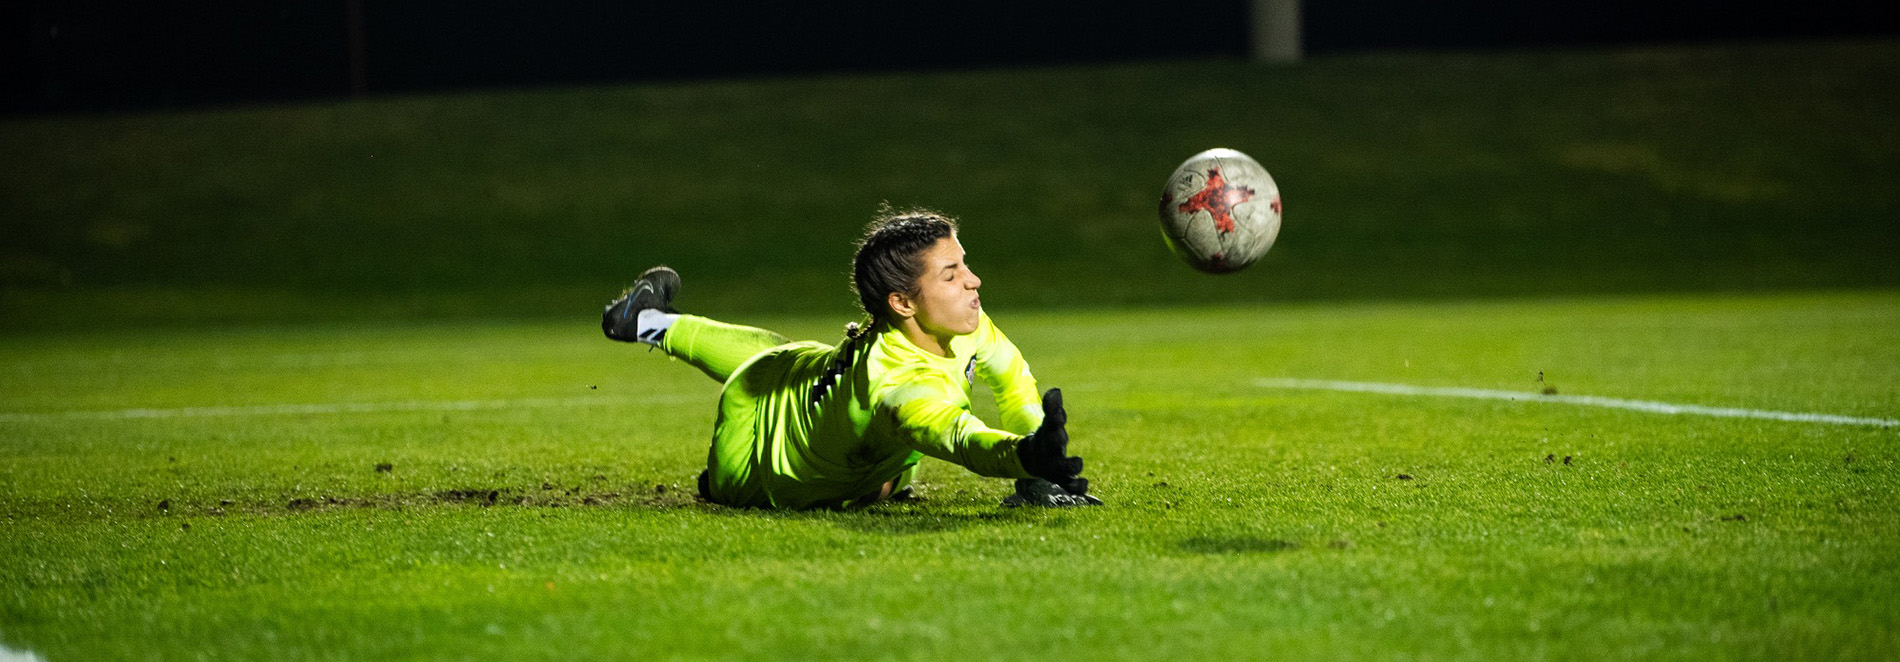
[910,236,983,337]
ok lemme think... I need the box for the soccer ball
[1157,148,1282,274]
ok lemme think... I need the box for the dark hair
[813,207,957,406]
[851,206,959,324]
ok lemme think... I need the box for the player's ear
[886,291,916,319]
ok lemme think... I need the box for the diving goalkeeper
[602,208,1097,509]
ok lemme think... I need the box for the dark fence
[6,0,1897,113]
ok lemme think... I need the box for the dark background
[7,0,1900,114]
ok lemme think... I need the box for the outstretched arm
[880,372,1090,494]
[882,377,1036,480]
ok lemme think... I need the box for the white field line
[0,393,700,424]
[1252,378,1899,428]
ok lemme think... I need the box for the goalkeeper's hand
[1017,388,1089,495]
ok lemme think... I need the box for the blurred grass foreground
[3,38,1897,330]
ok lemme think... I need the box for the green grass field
[4,37,1900,660]
[4,292,1897,659]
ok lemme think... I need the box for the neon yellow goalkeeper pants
[660,315,915,508]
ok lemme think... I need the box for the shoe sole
[637,266,681,306]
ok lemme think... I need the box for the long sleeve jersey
[700,311,1043,508]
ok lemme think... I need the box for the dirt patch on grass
[151,482,707,518]
[434,489,503,506]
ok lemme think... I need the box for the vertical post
[1251,0,1302,64]
[346,0,368,97]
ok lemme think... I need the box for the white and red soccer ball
[1157,148,1282,274]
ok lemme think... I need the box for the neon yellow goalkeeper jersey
[696,311,1043,509]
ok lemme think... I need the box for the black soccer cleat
[603,266,681,342]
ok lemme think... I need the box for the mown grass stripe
[1253,378,1899,428]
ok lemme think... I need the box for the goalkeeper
[602,208,1097,509]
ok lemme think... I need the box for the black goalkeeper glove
[1017,388,1088,495]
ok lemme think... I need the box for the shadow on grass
[704,497,1069,535]
[1178,536,1302,554]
